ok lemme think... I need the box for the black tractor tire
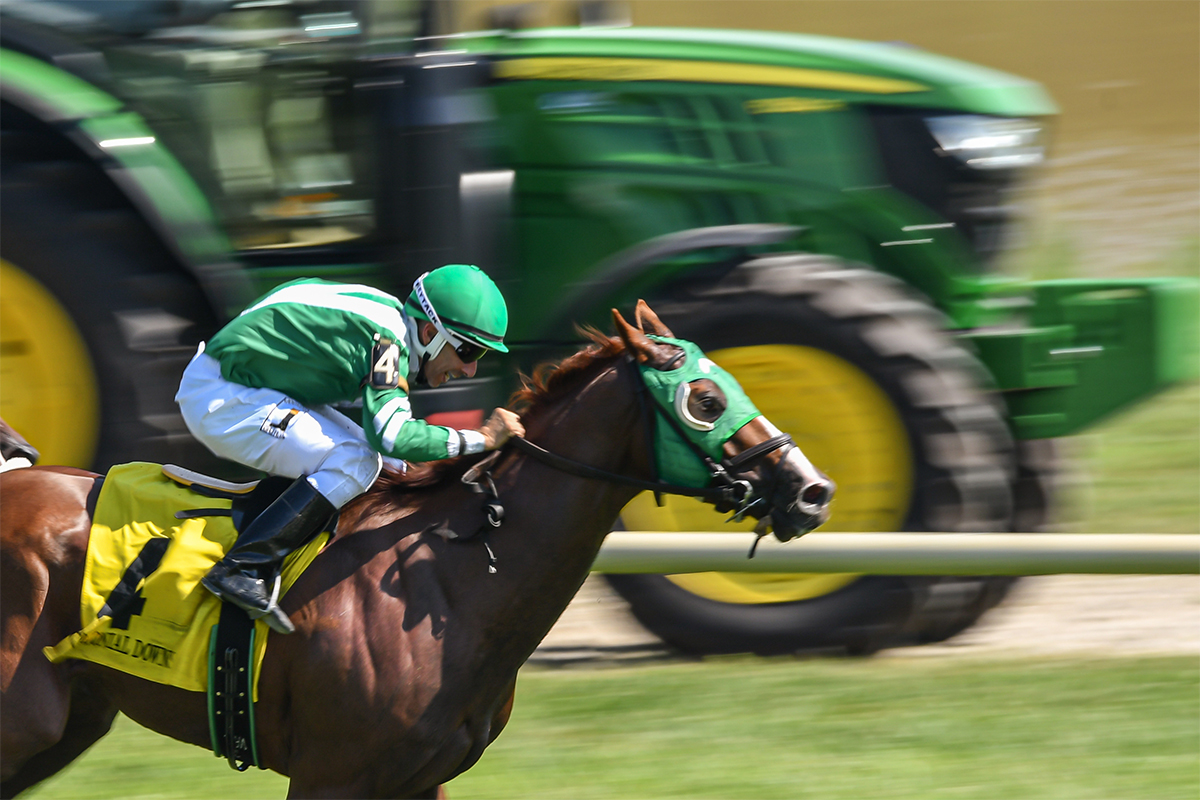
[0,138,221,471]
[605,253,1018,655]
[905,436,1063,645]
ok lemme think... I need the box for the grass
[19,345,1200,800]
[25,655,1199,800]
[452,657,1200,800]
[1068,382,1200,534]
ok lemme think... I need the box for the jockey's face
[420,322,478,388]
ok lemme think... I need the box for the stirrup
[258,573,292,633]
[254,574,294,635]
[202,570,295,635]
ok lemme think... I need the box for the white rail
[592,533,1200,575]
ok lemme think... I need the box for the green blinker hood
[639,336,762,488]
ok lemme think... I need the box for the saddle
[43,462,332,770]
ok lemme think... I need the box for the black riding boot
[201,477,335,634]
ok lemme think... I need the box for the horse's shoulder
[0,468,93,642]
[0,468,96,555]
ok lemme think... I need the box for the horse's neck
[458,361,646,652]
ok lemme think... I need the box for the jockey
[176,264,524,634]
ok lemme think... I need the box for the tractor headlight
[925,115,1044,170]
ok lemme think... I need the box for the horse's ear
[612,307,657,364]
[634,299,675,338]
[613,307,683,367]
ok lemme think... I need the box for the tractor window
[96,1,420,251]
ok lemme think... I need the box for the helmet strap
[407,313,446,386]
[414,273,469,347]
[414,329,451,386]
[415,352,430,386]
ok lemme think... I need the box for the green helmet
[405,264,509,359]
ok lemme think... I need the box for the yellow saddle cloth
[44,462,329,700]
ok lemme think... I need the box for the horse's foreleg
[0,674,117,798]
[0,539,50,692]
[0,656,67,791]
[1,546,67,789]
[1,469,101,796]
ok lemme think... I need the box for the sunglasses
[449,336,488,364]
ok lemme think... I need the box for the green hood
[640,336,762,488]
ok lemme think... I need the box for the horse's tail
[0,416,40,471]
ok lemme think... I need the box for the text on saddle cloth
[43,462,329,701]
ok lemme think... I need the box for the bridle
[461,354,794,569]
[517,353,792,510]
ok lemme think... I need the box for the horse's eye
[678,379,726,429]
[687,382,726,422]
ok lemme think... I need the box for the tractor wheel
[0,147,219,471]
[606,254,1017,655]
[903,437,1063,644]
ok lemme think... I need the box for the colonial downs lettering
[79,630,176,669]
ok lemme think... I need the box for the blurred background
[6,3,1198,798]
[3,0,1194,537]
[1,0,1195,651]
[457,0,1200,536]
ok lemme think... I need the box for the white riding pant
[176,345,398,509]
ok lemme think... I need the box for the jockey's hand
[479,408,525,450]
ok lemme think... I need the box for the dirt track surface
[532,575,1200,664]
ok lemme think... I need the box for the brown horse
[0,303,833,798]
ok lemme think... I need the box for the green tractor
[1,0,1195,655]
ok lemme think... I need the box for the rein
[507,435,757,505]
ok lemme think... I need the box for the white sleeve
[446,428,487,457]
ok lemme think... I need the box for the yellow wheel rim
[620,344,913,604]
[0,260,100,467]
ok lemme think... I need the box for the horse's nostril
[801,484,828,506]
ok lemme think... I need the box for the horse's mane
[510,327,625,416]
[341,328,625,521]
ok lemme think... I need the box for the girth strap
[208,604,262,772]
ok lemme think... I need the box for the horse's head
[612,301,834,542]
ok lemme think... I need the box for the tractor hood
[473,26,1057,117]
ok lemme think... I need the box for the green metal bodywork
[966,280,1200,438]
[469,27,1058,116]
[1,17,1193,439]
[0,48,123,118]
[474,28,1044,334]
[0,49,251,316]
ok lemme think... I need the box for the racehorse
[0,302,833,799]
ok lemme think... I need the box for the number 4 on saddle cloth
[43,462,330,699]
